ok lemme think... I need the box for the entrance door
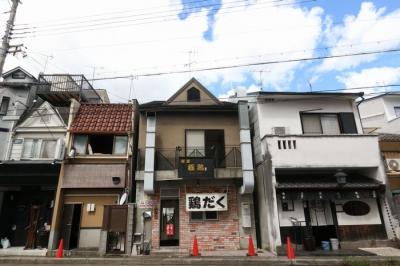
[61,204,82,250]
[160,199,179,246]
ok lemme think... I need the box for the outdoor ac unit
[272,127,287,135]
[387,159,400,171]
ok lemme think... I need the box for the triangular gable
[166,77,221,106]
[17,101,66,130]
[2,66,37,81]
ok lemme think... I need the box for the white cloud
[318,2,400,72]
[337,66,400,95]
[2,0,323,102]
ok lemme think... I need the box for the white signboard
[186,193,228,212]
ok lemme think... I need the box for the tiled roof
[70,104,133,134]
[379,134,400,142]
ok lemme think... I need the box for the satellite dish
[388,160,400,171]
[119,193,128,205]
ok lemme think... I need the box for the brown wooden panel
[63,164,126,188]
[338,225,387,241]
[103,205,127,232]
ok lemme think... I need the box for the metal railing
[137,146,241,171]
[37,74,102,103]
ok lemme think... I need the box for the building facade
[0,98,68,249]
[49,102,138,255]
[248,92,395,253]
[0,67,38,161]
[134,78,255,253]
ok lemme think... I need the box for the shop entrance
[159,199,179,246]
[303,200,337,245]
[61,204,82,250]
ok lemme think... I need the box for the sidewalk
[0,255,399,266]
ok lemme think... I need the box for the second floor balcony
[136,146,242,181]
[264,134,381,168]
[37,74,102,106]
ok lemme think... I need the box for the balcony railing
[37,74,102,105]
[137,146,241,171]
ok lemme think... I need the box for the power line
[12,0,283,29]
[11,0,315,38]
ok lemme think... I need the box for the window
[342,201,370,216]
[187,87,200,102]
[72,134,128,155]
[281,200,294,211]
[185,129,225,167]
[190,211,218,221]
[395,106,400,118]
[113,136,128,155]
[301,113,357,134]
[11,71,26,79]
[73,135,88,155]
[0,97,10,115]
[22,139,57,159]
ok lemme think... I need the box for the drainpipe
[143,112,156,194]
[238,101,254,194]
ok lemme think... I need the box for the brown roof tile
[70,104,133,134]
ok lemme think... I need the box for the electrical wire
[11,0,316,38]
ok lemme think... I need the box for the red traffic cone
[286,236,295,260]
[247,234,257,256]
[56,239,64,259]
[191,235,200,256]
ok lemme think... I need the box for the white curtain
[186,130,205,157]
[321,115,340,134]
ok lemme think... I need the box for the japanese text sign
[186,193,228,212]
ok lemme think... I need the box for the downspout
[143,112,156,194]
[238,101,254,194]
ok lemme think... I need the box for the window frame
[21,138,58,159]
[189,211,218,222]
[394,106,400,118]
[113,135,128,155]
[0,96,10,116]
[300,112,358,134]
[281,199,295,212]
[187,87,200,102]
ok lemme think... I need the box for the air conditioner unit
[272,127,287,135]
[387,159,400,171]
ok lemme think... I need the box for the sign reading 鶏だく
[186,193,228,212]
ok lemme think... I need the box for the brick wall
[151,183,241,251]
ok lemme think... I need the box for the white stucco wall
[264,135,381,169]
[336,199,381,225]
[256,97,362,136]
[383,96,400,121]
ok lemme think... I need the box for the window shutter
[339,113,358,134]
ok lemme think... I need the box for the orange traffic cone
[287,236,295,260]
[191,235,200,256]
[247,234,257,256]
[56,238,64,259]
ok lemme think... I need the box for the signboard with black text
[186,193,228,211]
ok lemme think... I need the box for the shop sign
[138,199,157,209]
[186,193,228,211]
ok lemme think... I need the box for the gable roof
[2,66,37,81]
[70,103,133,134]
[16,99,68,128]
[165,77,221,105]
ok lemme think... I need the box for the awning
[276,175,383,200]
[0,161,60,186]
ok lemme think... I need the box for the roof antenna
[308,81,313,92]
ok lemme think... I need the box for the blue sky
[1,0,400,102]
[179,0,400,98]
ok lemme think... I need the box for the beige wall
[138,112,240,151]
[169,84,217,106]
[64,194,119,228]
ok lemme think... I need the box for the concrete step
[150,247,189,257]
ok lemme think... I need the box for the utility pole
[0,0,20,76]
